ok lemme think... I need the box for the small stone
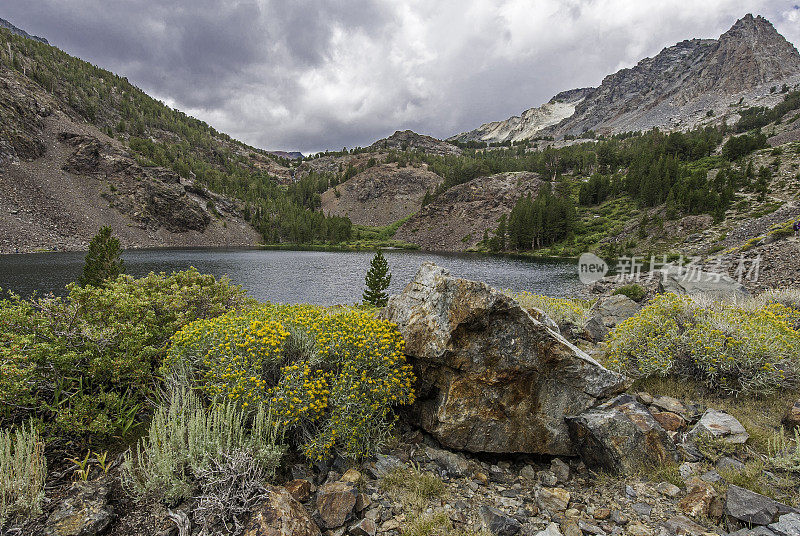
[536,487,571,513]
[380,519,400,531]
[349,518,376,536]
[626,522,653,536]
[625,485,638,498]
[520,465,538,482]
[479,505,522,536]
[538,470,558,487]
[534,522,563,536]
[652,411,686,432]
[355,493,371,512]
[560,518,581,536]
[632,503,652,518]
[44,481,114,536]
[660,515,708,536]
[610,510,628,525]
[637,392,654,406]
[652,396,688,416]
[700,470,722,483]
[425,445,469,477]
[550,459,571,483]
[594,508,611,520]
[655,482,681,498]
[578,520,607,536]
[716,457,744,472]
[244,485,321,536]
[725,485,796,526]
[286,479,313,502]
[315,481,358,530]
[678,478,721,519]
[678,462,699,479]
[368,455,403,479]
[341,468,362,483]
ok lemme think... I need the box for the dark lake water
[0,248,582,304]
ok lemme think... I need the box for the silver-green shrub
[121,390,284,506]
[0,422,46,526]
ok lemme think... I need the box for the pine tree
[363,250,391,307]
[79,226,125,287]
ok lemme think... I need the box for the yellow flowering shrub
[605,293,800,395]
[164,304,415,461]
[507,291,594,328]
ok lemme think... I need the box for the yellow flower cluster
[604,293,800,395]
[165,303,415,460]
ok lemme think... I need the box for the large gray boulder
[380,263,628,455]
[657,265,749,300]
[566,394,680,474]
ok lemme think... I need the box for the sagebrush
[0,423,46,527]
[605,293,800,395]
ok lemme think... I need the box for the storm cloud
[2,1,799,153]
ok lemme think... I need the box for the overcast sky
[2,1,799,153]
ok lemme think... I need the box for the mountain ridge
[451,14,800,143]
[0,17,48,44]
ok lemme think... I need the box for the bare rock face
[394,172,542,252]
[380,263,627,455]
[244,485,321,536]
[320,164,443,227]
[566,394,680,474]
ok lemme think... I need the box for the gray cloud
[1,0,798,153]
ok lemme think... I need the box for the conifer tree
[363,250,391,307]
[79,226,124,287]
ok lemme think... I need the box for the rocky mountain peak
[452,14,800,143]
[369,130,462,156]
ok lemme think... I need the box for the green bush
[0,269,251,440]
[605,293,800,395]
[163,304,415,461]
[613,284,646,302]
[0,423,46,526]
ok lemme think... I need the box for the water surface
[0,248,581,304]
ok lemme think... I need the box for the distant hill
[452,14,800,143]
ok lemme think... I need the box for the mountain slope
[0,59,258,253]
[452,14,800,143]
[0,24,353,251]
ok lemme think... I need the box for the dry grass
[379,466,446,513]
[403,511,492,536]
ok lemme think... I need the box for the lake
[0,248,582,304]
